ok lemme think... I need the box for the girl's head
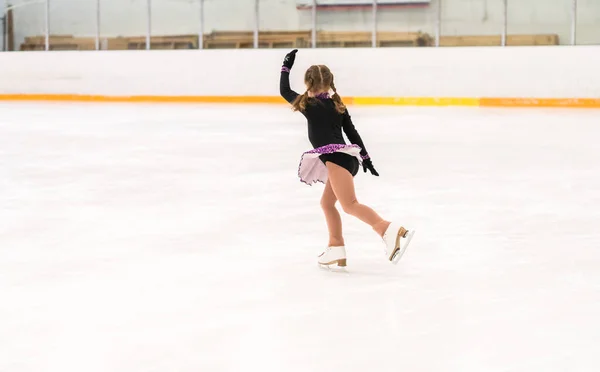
[292,65,346,114]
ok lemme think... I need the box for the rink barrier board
[0,94,599,108]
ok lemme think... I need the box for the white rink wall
[0,46,599,99]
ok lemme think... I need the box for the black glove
[362,158,379,176]
[282,49,298,70]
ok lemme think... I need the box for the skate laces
[319,246,337,257]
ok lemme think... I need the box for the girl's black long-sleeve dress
[279,69,369,158]
[280,69,370,183]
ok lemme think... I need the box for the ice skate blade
[390,230,415,265]
[319,264,348,273]
[318,259,348,272]
[318,259,346,267]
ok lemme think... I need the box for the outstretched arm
[279,49,299,104]
[280,68,299,104]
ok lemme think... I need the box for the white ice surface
[1,103,600,372]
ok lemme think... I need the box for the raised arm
[280,68,299,104]
[279,49,299,104]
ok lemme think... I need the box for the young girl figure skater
[279,49,415,267]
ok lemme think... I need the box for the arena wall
[0,46,599,108]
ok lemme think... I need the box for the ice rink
[1,102,599,371]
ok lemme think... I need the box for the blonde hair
[291,65,346,114]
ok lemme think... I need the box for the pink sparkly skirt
[298,144,363,186]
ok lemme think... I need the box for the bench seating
[317,31,431,48]
[439,34,559,47]
[20,32,559,51]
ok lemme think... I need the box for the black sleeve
[342,109,369,158]
[280,70,299,104]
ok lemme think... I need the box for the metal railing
[6,0,598,51]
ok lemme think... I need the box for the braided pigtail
[292,91,310,112]
[292,70,317,112]
[330,81,346,114]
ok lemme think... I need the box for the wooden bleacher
[124,35,199,50]
[21,35,95,51]
[20,34,199,51]
[317,31,431,48]
[439,34,559,47]
[20,31,559,51]
[204,30,312,49]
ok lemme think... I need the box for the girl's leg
[320,180,344,247]
[326,161,390,237]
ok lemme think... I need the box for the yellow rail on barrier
[0,94,599,108]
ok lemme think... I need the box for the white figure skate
[383,223,415,264]
[318,246,347,267]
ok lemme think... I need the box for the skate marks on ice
[2,104,600,371]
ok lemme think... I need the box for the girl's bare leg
[326,161,390,237]
[320,180,344,247]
